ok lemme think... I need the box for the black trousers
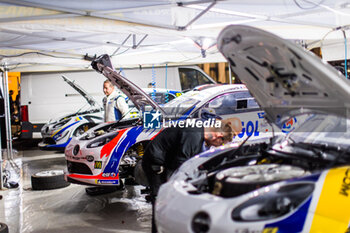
[142,162,168,233]
[0,116,6,149]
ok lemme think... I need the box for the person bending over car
[142,119,237,233]
[102,80,129,122]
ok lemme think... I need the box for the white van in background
[20,66,216,139]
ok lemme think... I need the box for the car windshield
[287,114,350,149]
[162,90,203,117]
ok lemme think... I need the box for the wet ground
[0,140,152,233]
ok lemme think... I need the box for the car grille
[67,161,93,175]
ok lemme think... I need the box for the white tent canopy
[0,0,350,72]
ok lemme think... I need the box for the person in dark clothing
[8,90,14,117]
[142,119,237,233]
[0,88,5,149]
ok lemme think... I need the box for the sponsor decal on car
[281,117,297,133]
[102,173,117,178]
[340,167,350,197]
[94,161,102,169]
[96,179,119,185]
[257,112,265,119]
[237,120,260,138]
[262,227,278,233]
[310,166,350,233]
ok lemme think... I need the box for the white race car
[64,55,271,187]
[39,75,104,150]
[155,25,350,233]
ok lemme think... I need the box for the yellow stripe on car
[310,166,350,233]
[51,129,61,137]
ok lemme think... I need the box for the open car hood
[91,54,165,115]
[61,75,100,109]
[218,25,350,125]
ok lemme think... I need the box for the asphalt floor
[0,139,152,233]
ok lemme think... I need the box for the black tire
[0,223,8,233]
[31,170,70,190]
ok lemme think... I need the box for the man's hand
[151,165,164,174]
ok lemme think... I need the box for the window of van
[179,68,213,91]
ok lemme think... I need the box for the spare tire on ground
[0,223,8,233]
[31,170,70,190]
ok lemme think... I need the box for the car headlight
[232,182,314,222]
[191,211,211,233]
[86,132,119,148]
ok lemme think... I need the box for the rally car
[64,54,271,186]
[39,75,104,150]
[155,25,350,233]
[39,74,181,150]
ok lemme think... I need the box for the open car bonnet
[91,54,165,115]
[218,25,350,126]
[61,75,101,109]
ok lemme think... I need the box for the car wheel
[0,223,8,233]
[213,164,307,197]
[31,170,70,190]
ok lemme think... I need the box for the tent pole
[228,64,232,84]
[182,1,216,30]
[2,65,13,160]
[0,70,4,189]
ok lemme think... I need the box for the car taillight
[21,105,28,122]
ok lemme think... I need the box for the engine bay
[188,140,349,198]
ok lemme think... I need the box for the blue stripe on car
[103,126,144,174]
[53,121,80,140]
[264,197,312,232]
[47,137,73,148]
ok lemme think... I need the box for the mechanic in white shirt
[102,80,129,122]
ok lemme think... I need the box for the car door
[198,91,271,140]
